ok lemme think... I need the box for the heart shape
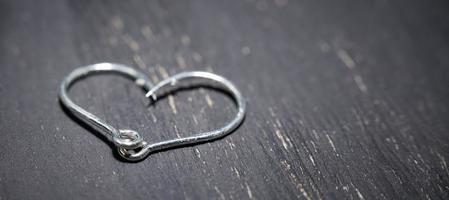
[59,63,246,161]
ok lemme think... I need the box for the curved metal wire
[59,63,246,161]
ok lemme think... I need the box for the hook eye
[117,140,149,161]
[113,129,144,149]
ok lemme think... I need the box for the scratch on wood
[141,25,154,41]
[195,148,201,158]
[326,134,337,152]
[318,41,330,52]
[312,130,320,140]
[205,94,214,108]
[281,160,291,170]
[192,52,203,63]
[111,16,124,30]
[214,186,226,200]
[157,65,170,79]
[227,140,236,149]
[205,66,214,72]
[181,35,191,46]
[310,141,317,153]
[386,137,400,150]
[310,183,322,200]
[268,107,277,117]
[147,67,160,83]
[353,75,368,93]
[309,155,316,166]
[192,114,199,125]
[245,183,254,199]
[436,152,449,176]
[123,34,140,52]
[275,130,291,150]
[336,49,355,69]
[174,125,181,138]
[150,113,157,123]
[355,188,365,200]
[133,55,147,70]
[275,119,283,129]
[168,95,177,114]
[288,170,312,200]
[271,109,293,150]
[175,54,187,69]
[232,166,240,178]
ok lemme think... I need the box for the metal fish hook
[59,63,246,161]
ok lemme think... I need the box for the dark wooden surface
[1,0,449,199]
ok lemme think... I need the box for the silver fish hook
[59,63,246,161]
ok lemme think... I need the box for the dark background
[1,0,449,199]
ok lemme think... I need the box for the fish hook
[59,63,246,161]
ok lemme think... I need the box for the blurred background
[0,0,448,199]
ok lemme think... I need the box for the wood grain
[1,0,448,199]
